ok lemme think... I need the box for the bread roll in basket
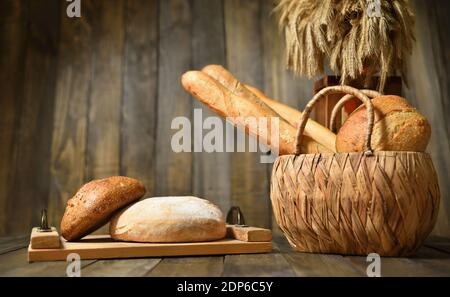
[270,86,440,256]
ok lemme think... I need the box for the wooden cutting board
[28,225,272,262]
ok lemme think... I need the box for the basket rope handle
[295,86,375,156]
[329,89,380,133]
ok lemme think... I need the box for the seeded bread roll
[60,176,146,241]
[110,196,226,243]
[336,95,431,152]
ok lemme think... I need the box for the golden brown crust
[336,96,431,152]
[109,196,226,243]
[181,70,332,154]
[245,84,337,152]
[60,176,146,241]
[111,218,226,243]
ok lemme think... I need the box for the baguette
[201,65,335,153]
[245,84,336,152]
[181,71,330,154]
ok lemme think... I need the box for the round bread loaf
[61,176,146,241]
[336,95,431,152]
[110,196,226,243]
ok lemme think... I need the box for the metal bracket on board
[37,209,51,232]
[226,206,247,227]
[30,208,60,250]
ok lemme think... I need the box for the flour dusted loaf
[110,196,227,243]
[336,95,431,152]
[61,176,146,241]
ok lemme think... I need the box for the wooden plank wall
[405,0,450,237]
[0,0,449,238]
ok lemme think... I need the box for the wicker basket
[270,86,440,256]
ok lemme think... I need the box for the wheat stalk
[276,0,415,92]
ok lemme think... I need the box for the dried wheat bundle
[276,0,415,91]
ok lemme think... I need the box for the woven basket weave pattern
[271,85,440,256]
[271,151,440,256]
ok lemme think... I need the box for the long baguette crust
[201,65,333,153]
[182,70,330,154]
[245,84,336,152]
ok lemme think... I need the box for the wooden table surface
[1,235,450,277]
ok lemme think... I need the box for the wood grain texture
[284,252,363,277]
[81,258,161,277]
[260,0,313,110]
[274,234,363,276]
[0,235,29,255]
[0,0,449,239]
[226,225,272,242]
[155,0,193,195]
[223,253,295,276]
[191,0,231,212]
[224,0,271,228]
[0,235,93,276]
[404,0,450,237]
[0,0,27,235]
[425,236,450,254]
[9,0,60,234]
[1,236,450,276]
[27,235,272,262]
[86,0,124,180]
[120,0,158,194]
[48,0,93,228]
[0,248,95,276]
[346,246,450,277]
[147,256,223,277]
[30,227,60,249]
[260,0,314,236]
[85,0,125,234]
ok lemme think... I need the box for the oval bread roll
[61,176,146,241]
[336,95,431,152]
[110,196,226,243]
